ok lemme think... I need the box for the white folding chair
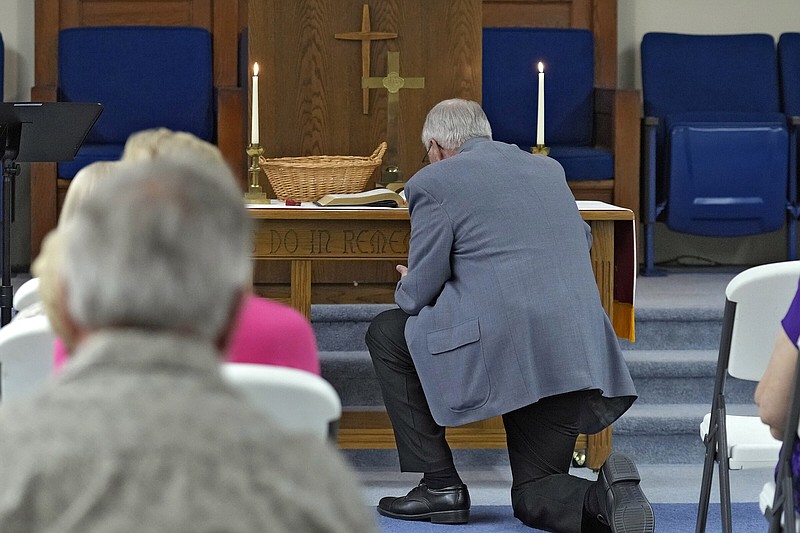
[221,363,342,442]
[12,277,40,313]
[0,314,55,403]
[697,261,800,533]
[761,477,800,532]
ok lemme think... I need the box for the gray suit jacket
[397,137,636,430]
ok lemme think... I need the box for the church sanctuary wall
[0,0,35,270]
[3,0,800,269]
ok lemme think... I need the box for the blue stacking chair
[483,28,639,215]
[779,33,800,257]
[641,33,792,275]
[56,26,214,178]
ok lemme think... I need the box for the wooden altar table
[248,201,635,470]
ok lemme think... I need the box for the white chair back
[727,261,800,381]
[12,277,40,312]
[0,314,55,403]
[221,363,342,442]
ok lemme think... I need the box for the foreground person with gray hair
[366,99,654,532]
[0,158,375,533]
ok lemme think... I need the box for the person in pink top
[44,129,320,375]
[54,294,320,374]
[226,296,320,373]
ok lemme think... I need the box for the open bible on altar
[314,188,407,207]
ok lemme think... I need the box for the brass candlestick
[244,143,269,203]
[530,144,550,156]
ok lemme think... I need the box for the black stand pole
[1,122,21,326]
[0,102,103,327]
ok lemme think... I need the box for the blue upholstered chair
[641,33,792,275]
[56,26,214,178]
[483,28,640,216]
[779,32,800,253]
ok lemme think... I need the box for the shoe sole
[602,454,655,533]
[377,507,469,525]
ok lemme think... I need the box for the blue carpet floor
[375,503,763,532]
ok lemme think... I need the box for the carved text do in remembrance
[266,229,410,256]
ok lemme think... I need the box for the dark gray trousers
[365,308,606,533]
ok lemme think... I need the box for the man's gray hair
[421,99,492,151]
[59,158,252,341]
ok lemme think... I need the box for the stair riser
[619,320,723,351]
[631,377,755,405]
[342,435,707,467]
[313,317,725,352]
[314,322,370,352]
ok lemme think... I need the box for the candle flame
[538,62,544,73]
[254,62,259,76]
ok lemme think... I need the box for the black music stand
[1,102,103,326]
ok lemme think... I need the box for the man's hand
[396,265,408,278]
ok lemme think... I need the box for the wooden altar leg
[586,427,612,471]
[587,219,615,469]
[589,220,614,317]
[291,259,312,320]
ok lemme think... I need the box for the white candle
[537,62,545,146]
[251,62,260,145]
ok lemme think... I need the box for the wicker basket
[259,142,387,202]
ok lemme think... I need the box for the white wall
[618,0,800,90]
[1,1,799,267]
[1,0,34,101]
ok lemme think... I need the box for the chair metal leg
[789,126,798,262]
[717,407,733,533]
[643,221,657,276]
[786,473,796,533]
[641,118,665,277]
[695,418,718,533]
[697,301,735,533]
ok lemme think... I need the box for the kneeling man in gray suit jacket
[366,99,654,533]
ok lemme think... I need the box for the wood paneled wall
[249,0,482,187]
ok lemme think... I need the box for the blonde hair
[59,161,120,224]
[35,161,122,347]
[122,128,232,178]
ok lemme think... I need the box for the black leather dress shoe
[597,453,655,533]
[377,480,470,524]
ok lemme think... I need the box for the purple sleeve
[782,278,800,347]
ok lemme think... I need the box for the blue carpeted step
[312,304,395,352]
[320,349,755,408]
[311,304,726,352]
[610,403,759,464]
[320,350,384,408]
[613,403,711,436]
[618,306,724,351]
[625,350,756,404]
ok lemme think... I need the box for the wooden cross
[363,51,425,185]
[335,4,397,114]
